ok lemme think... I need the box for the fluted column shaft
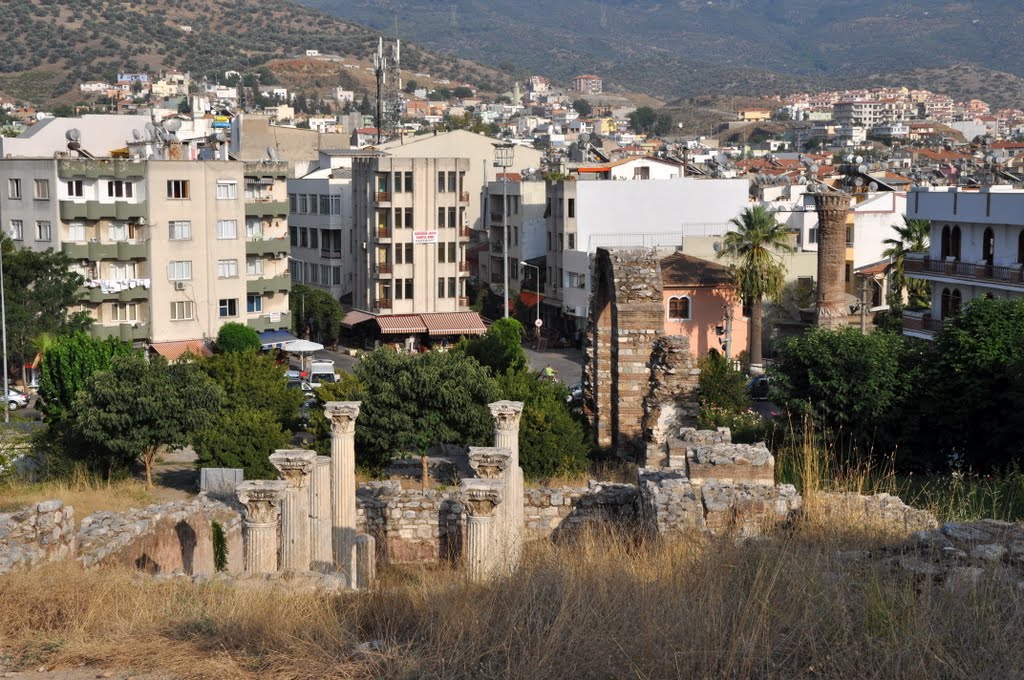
[236,480,286,576]
[310,456,333,571]
[354,533,376,590]
[489,401,524,570]
[243,521,278,574]
[270,450,317,572]
[326,401,361,586]
[466,514,496,581]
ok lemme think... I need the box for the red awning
[420,312,487,336]
[376,314,427,334]
[341,309,375,328]
[519,290,545,307]
[150,339,213,361]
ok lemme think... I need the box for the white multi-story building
[903,186,1024,340]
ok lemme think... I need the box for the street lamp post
[0,244,7,425]
[492,143,515,318]
[521,262,541,338]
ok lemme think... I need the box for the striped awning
[376,314,427,334]
[150,339,213,361]
[420,312,487,336]
[341,309,375,328]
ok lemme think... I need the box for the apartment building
[903,186,1024,340]
[543,177,750,334]
[481,177,547,295]
[573,75,603,95]
[288,149,378,302]
[833,100,912,129]
[351,156,474,315]
[0,157,291,348]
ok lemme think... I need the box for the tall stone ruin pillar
[488,401,523,567]
[461,479,504,582]
[813,192,852,329]
[354,533,376,590]
[468,446,511,562]
[309,455,333,571]
[270,449,317,572]
[325,401,361,585]
[236,479,287,575]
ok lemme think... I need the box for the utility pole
[860,276,869,333]
[492,143,515,318]
[1,244,7,425]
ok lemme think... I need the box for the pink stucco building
[659,252,749,360]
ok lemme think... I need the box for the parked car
[746,375,772,401]
[565,381,584,405]
[6,389,28,411]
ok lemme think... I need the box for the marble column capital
[488,400,524,432]
[462,479,504,517]
[325,401,361,435]
[468,446,511,480]
[270,449,317,488]
[236,480,287,524]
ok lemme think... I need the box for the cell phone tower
[373,35,403,144]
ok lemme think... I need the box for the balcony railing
[902,311,943,336]
[62,239,148,261]
[457,296,469,307]
[375,263,393,275]
[905,257,1024,286]
[459,191,470,202]
[459,262,471,273]
[458,226,472,239]
[376,226,392,240]
[320,248,343,260]
[245,237,289,258]
[377,298,392,310]
[375,191,392,203]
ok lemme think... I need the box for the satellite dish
[857,164,868,173]
[65,128,81,142]
[844,154,854,163]
[215,131,227,143]
[132,129,143,141]
[579,133,590,143]
[712,241,722,253]
[809,164,819,174]
[163,118,182,133]
[267,147,279,161]
[854,177,865,187]
[144,122,157,141]
[868,181,879,191]
[855,155,864,164]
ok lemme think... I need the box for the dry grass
[526,460,638,489]
[2,519,1022,679]
[0,468,155,520]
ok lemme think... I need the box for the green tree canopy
[290,284,343,345]
[882,215,931,310]
[38,332,134,422]
[697,351,750,414]
[201,349,303,427]
[457,317,526,375]
[572,98,592,116]
[719,206,793,370]
[193,407,290,479]
[215,322,261,353]
[495,370,589,479]
[72,354,222,485]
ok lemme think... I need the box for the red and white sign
[413,230,438,244]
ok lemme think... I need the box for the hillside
[301,0,1024,107]
[0,0,503,104]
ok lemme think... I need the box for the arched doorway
[983,227,995,266]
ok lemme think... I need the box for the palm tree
[882,215,930,309]
[719,206,794,374]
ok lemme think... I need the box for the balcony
[245,200,289,217]
[490,240,504,253]
[57,159,145,180]
[459,262,471,273]
[320,248,344,260]
[458,226,472,239]
[458,296,469,307]
[60,200,147,221]
[247,311,292,333]
[905,256,1024,288]
[375,191,392,203]
[376,226,392,240]
[78,279,151,304]
[374,263,393,276]
[490,271,503,284]
[62,239,148,261]
[246,275,291,295]
[459,191,470,202]
[376,298,392,310]
[245,237,290,258]
[243,161,288,179]
[89,322,150,342]
[902,310,942,339]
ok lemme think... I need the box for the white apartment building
[543,177,750,333]
[481,178,547,295]
[833,100,912,128]
[903,186,1024,340]
[0,157,291,350]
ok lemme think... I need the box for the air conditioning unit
[174,281,186,291]
[137,217,147,225]
[275,252,287,260]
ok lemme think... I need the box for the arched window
[941,225,951,259]
[1017,230,1024,264]
[983,227,995,265]
[951,226,962,260]
[951,288,962,314]
[668,296,691,320]
[940,287,952,319]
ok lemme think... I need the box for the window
[940,288,963,319]
[289,193,297,212]
[67,222,87,242]
[8,178,21,199]
[438,277,447,297]
[983,227,995,265]
[437,171,446,192]
[170,301,194,321]
[107,180,133,198]
[668,296,691,320]
[844,261,852,284]
[1018,230,1024,265]
[438,241,446,263]
[111,303,138,322]
[218,259,238,278]
[66,180,84,197]
[309,229,319,249]
[394,172,403,192]
[634,166,651,180]
[330,196,341,215]
[448,172,457,193]
[438,207,445,229]
[246,256,264,276]
[166,180,190,199]
[405,278,414,299]
[34,179,50,200]
[110,262,137,280]
[395,244,404,265]
[845,226,855,247]
[320,195,330,215]
[299,228,308,248]
[309,194,319,215]
[246,217,262,239]
[405,243,414,264]
[404,171,413,192]
[169,220,192,240]
[568,272,585,289]
[568,233,575,250]
[404,208,414,228]
[568,198,575,218]
[35,221,52,241]
[449,242,457,264]
[218,298,238,318]
[289,226,298,246]
[298,194,308,213]
[108,222,132,241]
[244,183,267,201]
[9,220,22,240]
[168,260,192,280]
[247,294,263,313]
[808,227,817,244]
[448,207,457,229]
[333,267,342,285]
[216,182,237,200]
[449,277,457,298]
[514,225,519,246]
[217,220,237,239]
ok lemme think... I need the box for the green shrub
[697,351,750,413]
[215,323,261,353]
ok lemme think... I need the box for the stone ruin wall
[0,500,76,575]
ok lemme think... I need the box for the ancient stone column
[325,401,361,585]
[236,480,287,575]
[309,455,333,572]
[462,479,504,582]
[270,449,317,572]
[489,401,524,568]
[468,446,511,560]
[354,533,376,590]
[813,191,852,330]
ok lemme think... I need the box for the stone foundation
[0,500,76,575]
